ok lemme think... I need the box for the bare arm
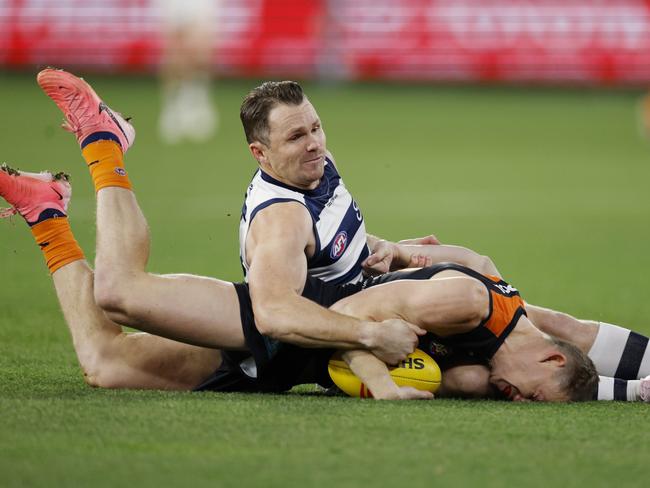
[342,349,433,400]
[331,273,488,338]
[246,202,421,363]
[364,234,500,278]
[330,274,489,400]
[396,244,501,277]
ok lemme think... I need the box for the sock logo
[99,102,130,142]
[114,168,127,176]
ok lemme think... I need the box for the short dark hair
[240,81,305,145]
[552,338,598,402]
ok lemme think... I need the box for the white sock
[596,376,641,401]
[588,322,650,379]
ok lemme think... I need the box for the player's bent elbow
[472,255,498,276]
[329,298,359,319]
[251,303,283,338]
[462,279,490,324]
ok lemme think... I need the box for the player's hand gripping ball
[328,349,441,398]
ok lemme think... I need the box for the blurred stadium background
[3,0,650,83]
[1,1,650,487]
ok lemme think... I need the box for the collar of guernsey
[239,157,370,285]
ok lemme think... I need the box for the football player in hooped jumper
[1,68,648,401]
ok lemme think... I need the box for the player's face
[489,358,568,402]
[254,99,326,190]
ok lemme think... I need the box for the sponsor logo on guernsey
[494,283,517,295]
[330,231,348,259]
[325,194,338,208]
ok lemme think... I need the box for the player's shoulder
[325,150,338,169]
[249,198,312,237]
[249,169,308,200]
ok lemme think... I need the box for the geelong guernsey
[239,158,369,284]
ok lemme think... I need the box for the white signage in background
[430,0,650,50]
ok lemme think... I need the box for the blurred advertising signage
[0,0,323,75]
[1,0,650,84]
[329,0,650,83]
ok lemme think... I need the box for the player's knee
[79,352,119,389]
[93,269,140,323]
[440,366,491,398]
[84,370,123,389]
[94,266,122,307]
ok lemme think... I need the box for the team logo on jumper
[428,341,451,358]
[330,231,348,259]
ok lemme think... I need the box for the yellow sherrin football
[328,348,442,398]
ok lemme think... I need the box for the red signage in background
[1,0,650,85]
[218,0,324,77]
[0,0,161,70]
[329,0,650,84]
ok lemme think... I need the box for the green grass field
[1,71,649,487]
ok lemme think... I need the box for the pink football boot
[0,164,71,225]
[37,68,135,152]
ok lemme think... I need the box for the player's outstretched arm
[363,234,501,278]
[246,203,422,364]
[363,234,440,274]
[399,243,500,277]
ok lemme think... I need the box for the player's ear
[542,351,566,367]
[249,142,267,165]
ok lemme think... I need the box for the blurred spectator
[158,0,218,144]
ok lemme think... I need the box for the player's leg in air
[36,68,246,351]
[0,166,219,390]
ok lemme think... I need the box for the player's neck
[497,317,547,356]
